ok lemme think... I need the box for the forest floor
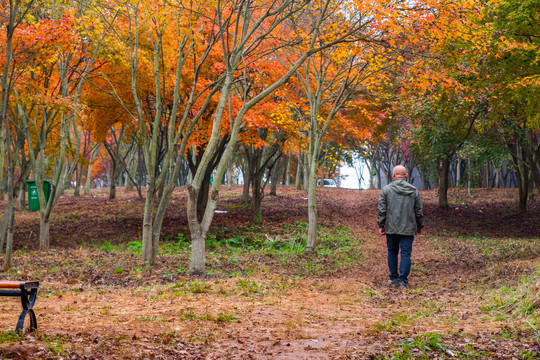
[0,186,539,359]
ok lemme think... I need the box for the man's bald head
[393,165,407,180]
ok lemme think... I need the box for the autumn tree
[479,0,540,213]
[0,0,38,267]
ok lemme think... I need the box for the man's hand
[379,228,385,235]
[417,228,422,235]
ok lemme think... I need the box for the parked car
[317,179,337,187]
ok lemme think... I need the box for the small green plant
[235,279,261,294]
[44,336,67,356]
[396,333,454,359]
[0,330,24,342]
[128,241,143,252]
[489,270,540,318]
[137,316,165,322]
[215,312,238,323]
[114,266,124,274]
[188,280,212,294]
[181,308,198,320]
[98,241,115,252]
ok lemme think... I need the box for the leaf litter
[0,187,539,359]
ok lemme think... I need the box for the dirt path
[1,187,539,359]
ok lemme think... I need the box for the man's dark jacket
[377,179,424,236]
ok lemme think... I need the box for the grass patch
[0,330,24,343]
[487,268,540,317]
[396,333,455,359]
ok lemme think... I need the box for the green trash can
[25,180,51,211]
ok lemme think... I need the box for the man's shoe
[387,280,399,287]
[398,282,408,289]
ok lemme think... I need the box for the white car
[317,179,337,187]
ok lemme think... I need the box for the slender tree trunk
[269,157,282,196]
[252,171,263,222]
[142,183,156,263]
[516,164,529,214]
[467,158,472,196]
[125,150,138,192]
[486,162,491,189]
[39,213,51,251]
[0,206,9,254]
[187,196,205,275]
[295,157,302,190]
[2,160,16,268]
[2,198,15,270]
[84,149,96,195]
[437,158,450,208]
[0,176,5,200]
[74,163,83,196]
[242,158,251,203]
[306,155,318,252]
[109,158,119,200]
[456,158,462,187]
[302,154,309,193]
[227,156,233,190]
[285,155,291,185]
[18,184,25,211]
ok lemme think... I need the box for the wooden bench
[0,281,39,332]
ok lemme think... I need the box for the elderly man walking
[377,165,424,288]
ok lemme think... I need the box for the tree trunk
[109,157,121,200]
[437,158,450,208]
[18,183,25,211]
[269,157,282,196]
[84,149,96,195]
[197,175,211,220]
[74,163,83,196]
[456,158,462,187]
[0,176,5,201]
[242,158,251,203]
[39,213,51,251]
[227,156,233,190]
[285,155,291,185]
[125,150,138,192]
[306,156,318,252]
[295,156,302,190]
[2,201,15,270]
[517,164,529,215]
[187,185,206,275]
[252,171,263,222]
[486,162,491,189]
[302,154,309,193]
[0,206,9,254]
[142,183,157,264]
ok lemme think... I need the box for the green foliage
[128,241,143,252]
[0,330,24,343]
[188,280,212,294]
[235,279,261,295]
[487,0,540,126]
[44,336,67,356]
[488,269,540,317]
[180,308,238,323]
[394,333,455,359]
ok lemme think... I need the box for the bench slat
[0,281,24,289]
[0,281,39,289]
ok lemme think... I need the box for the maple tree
[14,7,113,250]
[276,0,413,250]
[183,0,387,273]
[89,0,229,265]
[0,0,38,267]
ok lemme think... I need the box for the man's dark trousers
[386,234,414,284]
